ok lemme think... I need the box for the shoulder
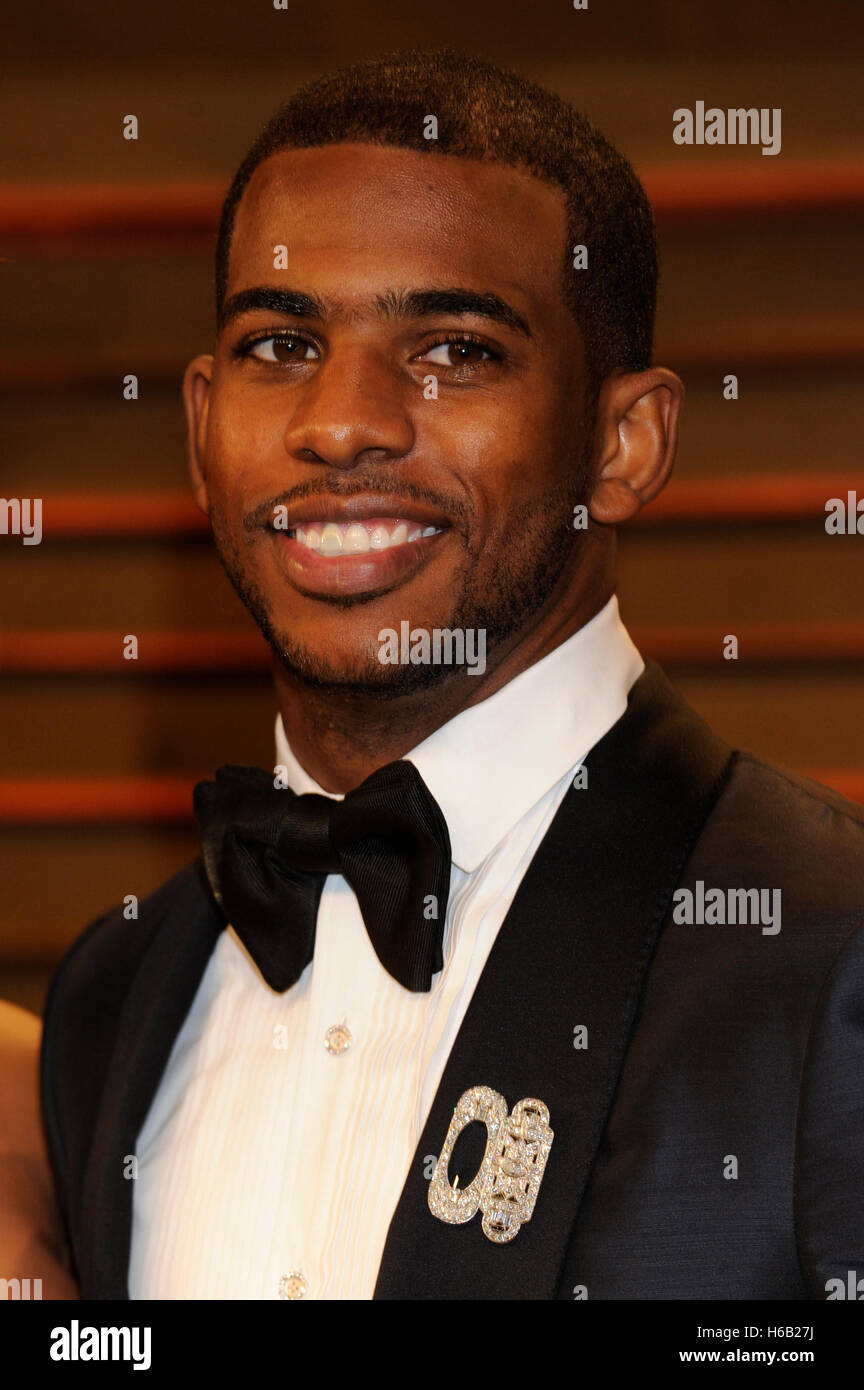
[699,750,864,940]
[40,857,221,1198]
[733,751,864,827]
[45,856,214,1009]
[720,750,864,855]
[41,856,218,1112]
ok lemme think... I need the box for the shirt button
[278,1271,307,1300]
[324,1023,352,1056]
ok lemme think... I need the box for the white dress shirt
[128,596,643,1300]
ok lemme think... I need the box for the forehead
[228,142,570,312]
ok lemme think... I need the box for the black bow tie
[193,760,452,993]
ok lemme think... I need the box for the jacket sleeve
[796,915,864,1299]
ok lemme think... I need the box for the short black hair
[215,48,657,387]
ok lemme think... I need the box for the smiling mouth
[281,517,445,555]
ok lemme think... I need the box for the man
[41,49,864,1301]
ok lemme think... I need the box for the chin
[268,630,465,698]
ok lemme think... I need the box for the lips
[267,496,451,598]
[270,493,449,530]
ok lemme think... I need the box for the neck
[275,568,615,793]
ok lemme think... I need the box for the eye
[245,335,318,364]
[420,337,498,369]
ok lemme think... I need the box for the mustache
[243,473,471,531]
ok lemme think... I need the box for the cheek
[440,421,569,526]
[206,382,285,496]
[422,385,566,513]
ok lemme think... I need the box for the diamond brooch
[427,1085,554,1244]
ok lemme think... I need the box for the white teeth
[319,523,343,555]
[343,523,371,554]
[289,519,443,554]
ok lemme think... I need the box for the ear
[588,368,683,524]
[182,354,215,516]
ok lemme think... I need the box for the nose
[281,347,416,472]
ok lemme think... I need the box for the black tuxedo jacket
[40,662,864,1299]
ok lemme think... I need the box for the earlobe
[587,368,683,525]
[589,475,645,525]
[183,355,214,516]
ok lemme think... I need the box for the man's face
[190,142,593,693]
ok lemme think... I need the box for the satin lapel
[374,661,734,1299]
[77,868,223,1299]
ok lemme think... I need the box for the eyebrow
[219,285,533,339]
